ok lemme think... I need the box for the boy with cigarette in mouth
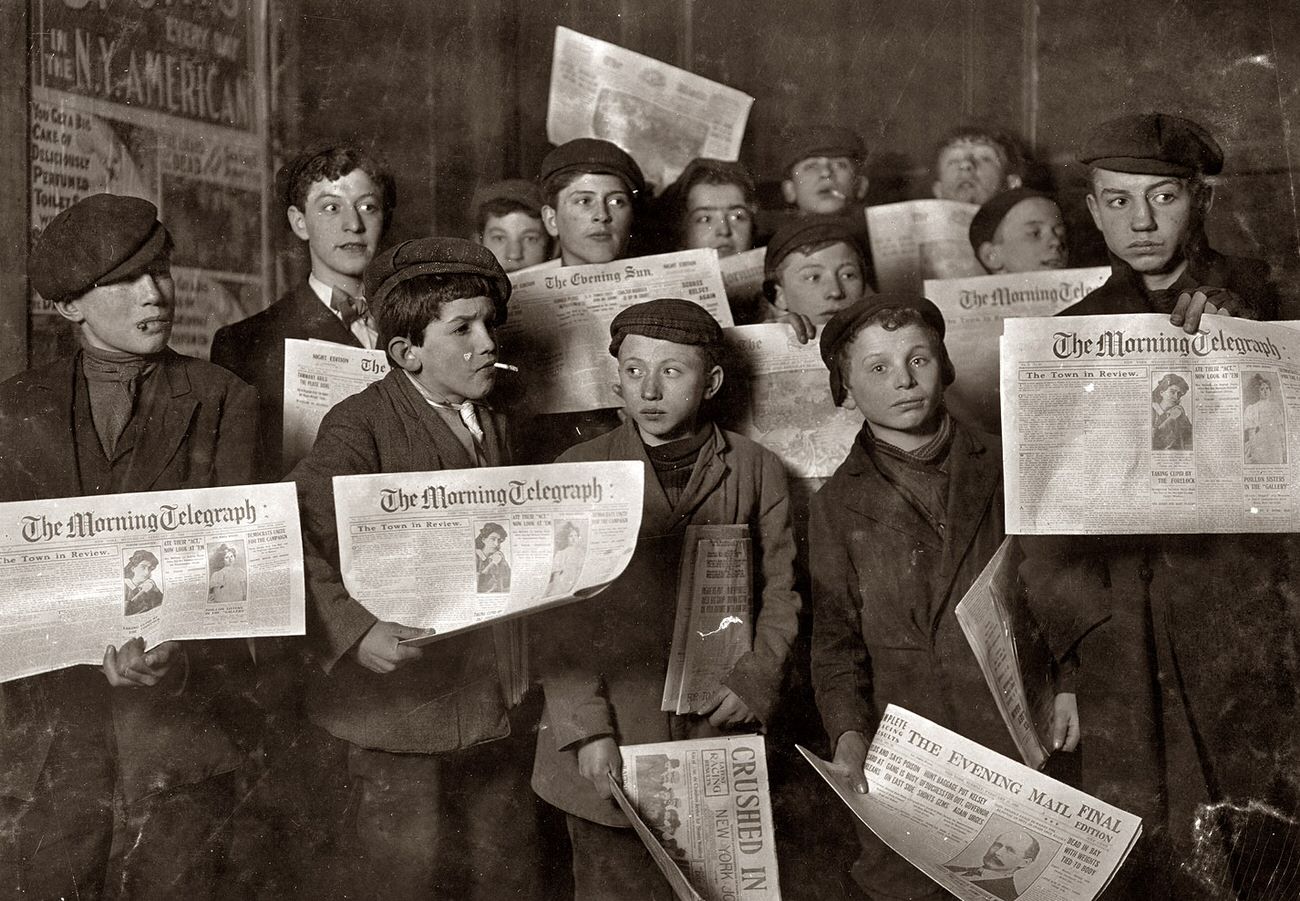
[532,298,800,899]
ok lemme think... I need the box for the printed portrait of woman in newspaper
[1152,372,1193,452]
[207,540,248,606]
[123,548,164,617]
[1243,371,1286,465]
[475,521,512,593]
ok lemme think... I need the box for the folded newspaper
[801,705,1141,901]
[662,524,753,715]
[282,338,390,470]
[923,267,1111,434]
[332,461,643,644]
[719,247,766,322]
[500,249,733,414]
[619,734,781,900]
[0,483,306,683]
[865,199,983,294]
[1002,314,1300,533]
[548,27,754,193]
[954,537,1057,769]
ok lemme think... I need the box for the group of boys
[0,108,1293,901]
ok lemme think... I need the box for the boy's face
[841,322,945,448]
[782,156,866,214]
[773,241,868,325]
[683,183,754,257]
[614,333,723,446]
[542,173,633,266]
[56,259,175,355]
[287,169,384,285]
[391,295,499,404]
[1086,169,1194,276]
[479,211,549,272]
[981,197,1068,273]
[933,139,1017,205]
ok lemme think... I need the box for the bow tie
[330,287,369,329]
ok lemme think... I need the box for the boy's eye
[911,356,930,367]
[321,202,338,213]
[841,270,860,281]
[523,234,543,245]
[1152,192,1176,204]
[608,196,628,208]
[1107,197,1127,209]
[871,364,886,374]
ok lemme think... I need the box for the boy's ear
[704,364,724,400]
[853,173,869,202]
[841,392,858,412]
[611,379,624,399]
[1005,173,1023,191]
[781,179,797,205]
[1084,191,1103,232]
[287,205,309,242]
[771,283,789,312]
[541,205,560,239]
[931,180,945,199]
[977,241,1002,274]
[53,296,87,326]
[387,335,420,373]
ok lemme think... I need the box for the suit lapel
[928,427,999,629]
[122,352,199,492]
[671,425,728,524]
[838,442,941,549]
[29,357,83,497]
[292,282,362,347]
[386,371,476,471]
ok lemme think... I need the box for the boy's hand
[354,620,426,673]
[577,736,622,800]
[102,637,179,688]
[1169,288,1240,333]
[1051,692,1080,752]
[776,311,817,344]
[830,730,870,794]
[697,687,757,728]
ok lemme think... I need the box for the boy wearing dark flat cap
[809,294,1078,901]
[762,214,874,339]
[472,178,552,272]
[211,143,397,482]
[0,193,258,900]
[970,187,1069,274]
[288,237,543,900]
[539,137,645,268]
[532,298,800,899]
[781,125,870,217]
[1018,113,1299,900]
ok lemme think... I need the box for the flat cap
[539,139,646,197]
[609,298,722,357]
[820,294,947,406]
[472,178,546,217]
[781,125,866,175]
[30,193,171,301]
[969,188,1053,252]
[365,237,511,321]
[1079,113,1223,177]
[765,214,866,277]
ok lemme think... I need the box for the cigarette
[494,362,519,372]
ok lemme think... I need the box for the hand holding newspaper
[0,483,306,683]
[548,27,754,193]
[801,705,1141,901]
[618,734,781,901]
[1002,314,1300,533]
[332,461,643,643]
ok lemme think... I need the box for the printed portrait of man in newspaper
[1151,372,1193,451]
[1243,371,1286,465]
[943,817,1055,901]
[123,548,164,617]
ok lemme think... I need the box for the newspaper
[283,339,391,470]
[621,734,781,901]
[610,779,705,901]
[721,324,863,478]
[547,27,755,193]
[719,247,767,321]
[1002,314,1300,534]
[954,538,1057,769]
[0,484,306,683]
[866,200,984,294]
[662,525,752,715]
[924,267,1112,433]
[332,461,644,642]
[800,705,1141,901]
[500,250,733,414]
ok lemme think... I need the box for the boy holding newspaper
[808,294,1079,901]
[532,298,801,899]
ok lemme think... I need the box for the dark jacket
[0,351,258,803]
[211,282,361,481]
[809,421,1012,756]
[532,420,800,825]
[288,368,512,754]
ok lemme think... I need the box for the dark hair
[376,273,506,359]
[1153,373,1190,403]
[933,125,1026,178]
[124,549,159,578]
[665,159,757,244]
[475,522,507,548]
[475,198,545,235]
[835,307,956,386]
[281,144,397,223]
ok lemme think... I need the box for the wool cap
[538,139,647,197]
[472,179,546,218]
[1078,113,1223,177]
[364,237,511,320]
[780,125,866,175]
[764,214,866,277]
[820,294,947,405]
[968,188,1054,252]
[30,194,171,301]
[608,298,722,357]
